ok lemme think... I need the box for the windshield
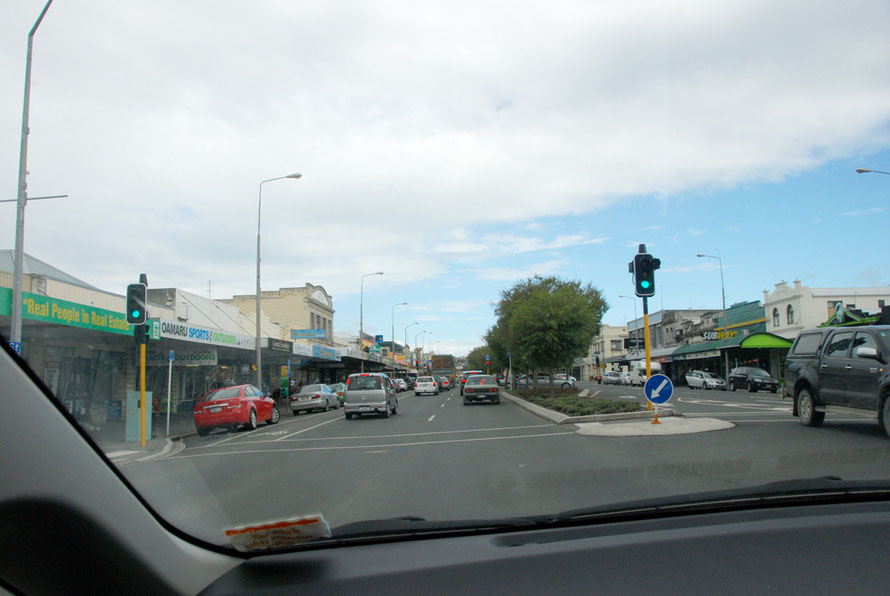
[5,0,890,555]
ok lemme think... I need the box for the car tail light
[314,394,321,399]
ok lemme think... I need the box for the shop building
[582,324,628,379]
[763,281,890,340]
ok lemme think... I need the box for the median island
[510,388,645,417]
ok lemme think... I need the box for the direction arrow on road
[644,374,673,405]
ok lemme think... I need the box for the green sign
[0,287,133,336]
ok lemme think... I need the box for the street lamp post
[10,0,63,348]
[856,168,890,175]
[415,330,429,371]
[256,172,301,388]
[391,302,407,378]
[404,321,419,361]
[697,253,729,380]
[359,271,384,372]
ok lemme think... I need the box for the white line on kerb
[275,416,340,441]
[428,415,436,422]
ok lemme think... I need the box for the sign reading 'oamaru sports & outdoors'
[157,319,256,350]
[0,287,132,335]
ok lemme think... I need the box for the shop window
[880,300,886,309]
[786,304,794,326]
[772,308,780,327]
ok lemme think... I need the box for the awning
[672,332,791,360]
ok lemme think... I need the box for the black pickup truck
[784,325,890,437]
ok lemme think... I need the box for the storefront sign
[369,352,382,362]
[0,287,133,335]
[266,339,293,353]
[293,342,313,357]
[675,350,722,361]
[291,329,327,339]
[147,348,218,366]
[702,330,737,340]
[157,319,255,350]
[312,345,340,361]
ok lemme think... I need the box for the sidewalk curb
[501,391,679,425]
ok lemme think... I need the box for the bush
[519,393,643,416]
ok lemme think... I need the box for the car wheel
[196,427,208,437]
[246,409,258,431]
[392,401,398,415]
[267,406,280,425]
[562,383,570,388]
[345,412,352,420]
[797,388,824,427]
[382,406,391,419]
[494,397,500,404]
[292,409,300,416]
[415,392,419,396]
[463,397,470,405]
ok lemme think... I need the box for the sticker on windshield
[223,514,331,551]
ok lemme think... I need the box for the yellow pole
[644,310,652,411]
[140,341,146,446]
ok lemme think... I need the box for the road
[121,383,890,544]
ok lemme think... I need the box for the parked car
[462,374,501,404]
[193,384,280,436]
[393,378,408,392]
[495,373,505,386]
[785,325,890,435]
[344,373,398,419]
[602,371,623,385]
[686,370,727,390]
[329,382,347,405]
[290,384,341,415]
[728,367,778,393]
[619,372,632,385]
[555,374,577,388]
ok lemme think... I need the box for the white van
[628,361,662,386]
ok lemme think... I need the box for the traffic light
[633,253,660,297]
[126,283,147,324]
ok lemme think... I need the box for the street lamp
[391,302,407,378]
[415,330,429,370]
[359,271,384,372]
[697,253,729,380]
[404,321,419,358]
[618,294,639,354]
[9,0,67,348]
[256,172,301,388]
[856,168,890,175]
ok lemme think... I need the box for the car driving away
[462,374,501,405]
[344,372,398,419]
[414,375,439,396]
[460,370,484,395]
[193,384,280,436]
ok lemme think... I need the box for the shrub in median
[520,393,644,416]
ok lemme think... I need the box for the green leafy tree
[495,276,607,396]
[465,346,490,371]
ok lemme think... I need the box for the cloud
[841,207,885,217]
[688,228,703,236]
[473,260,566,281]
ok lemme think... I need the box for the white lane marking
[275,416,341,441]
[440,403,446,408]
[190,423,556,449]
[163,431,577,462]
[201,410,332,447]
[590,390,601,397]
[428,415,436,422]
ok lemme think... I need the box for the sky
[2,0,890,357]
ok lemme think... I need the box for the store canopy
[672,332,791,359]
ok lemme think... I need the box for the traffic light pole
[643,296,652,411]
[140,342,147,446]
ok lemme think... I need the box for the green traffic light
[132,310,141,318]
[640,281,650,288]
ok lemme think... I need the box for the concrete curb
[501,391,678,425]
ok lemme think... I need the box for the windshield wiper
[329,515,541,542]
[550,476,890,524]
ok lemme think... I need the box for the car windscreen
[466,376,496,385]
[417,377,435,383]
[299,385,323,394]
[749,369,770,378]
[347,376,383,390]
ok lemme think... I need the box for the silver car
[290,384,340,415]
[602,371,622,385]
[414,376,439,396]
[344,373,398,419]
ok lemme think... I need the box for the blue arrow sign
[644,374,673,404]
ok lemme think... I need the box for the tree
[494,276,607,396]
[466,346,490,371]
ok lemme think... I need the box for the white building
[763,281,890,340]
[581,324,628,379]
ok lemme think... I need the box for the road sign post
[643,374,673,425]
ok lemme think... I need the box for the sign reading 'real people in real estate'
[0,288,132,335]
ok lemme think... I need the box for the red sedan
[193,384,280,436]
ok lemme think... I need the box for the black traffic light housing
[629,247,661,298]
[126,283,147,324]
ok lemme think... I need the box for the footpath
[500,390,734,436]
[82,412,197,467]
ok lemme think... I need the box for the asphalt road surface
[122,384,890,545]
